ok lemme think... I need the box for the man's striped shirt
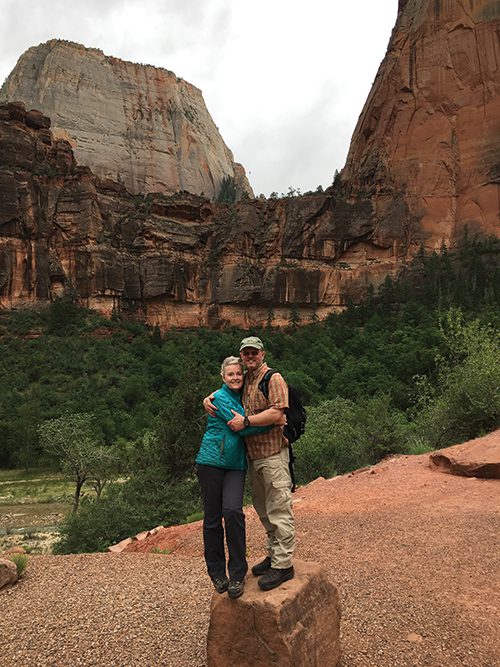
[242,363,288,461]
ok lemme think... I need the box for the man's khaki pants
[248,446,295,569]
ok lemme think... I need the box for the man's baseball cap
[239,336,264,351]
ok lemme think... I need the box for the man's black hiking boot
[211,575,229,594]
[228,579,245,599]
[258,566,294,591]
[251,556,272,577]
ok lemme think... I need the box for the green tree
[38,413,109,512]
[154,369,207,478]
[87,444,121,497]
[266,308,275,330]
[414,309,500,447]
[217,175,237,203]
[47,293,86,335]
[288,305,301,331]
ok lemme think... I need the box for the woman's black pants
[196,465,247,581]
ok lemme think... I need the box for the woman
[195,356,270,599]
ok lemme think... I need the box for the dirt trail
[1,450,499,666]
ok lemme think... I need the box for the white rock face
[0,39,253,199]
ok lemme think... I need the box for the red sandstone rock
[122,522,200,555]
[133,531,150,542]
[206,560,341,667]
[25,109,50,130]
[0,107,400,327]
[429,430,500,478]
[107,537,133,553]
[344,0,500,250]
[0,0,498,330]
[0,558,18,589]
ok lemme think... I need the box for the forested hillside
[1,236,498,552]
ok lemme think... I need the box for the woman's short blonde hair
[220,355,244,377]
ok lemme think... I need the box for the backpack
[258,369,307,492]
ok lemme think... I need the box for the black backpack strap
[288,443,296,493]
[258,369,277,400]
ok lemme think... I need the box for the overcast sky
[0,0,398,196]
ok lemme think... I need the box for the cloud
[235,86,353,196]
[0,0,398,195]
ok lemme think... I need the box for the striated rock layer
[0,40,252,200]
[343,0,500,250]
[0,0,499,328]
[0,102,400,328]
[0,90,499,329]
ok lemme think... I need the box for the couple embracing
[195,336,295,599]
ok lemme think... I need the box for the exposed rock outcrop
[0,40,253,201]
[107,525,165,553]
[343,0,500,250]
[0,0,499,328]
[429,429,500,478]
[206,560,341,667]
[0,102,399,327]
[0,558,18,589]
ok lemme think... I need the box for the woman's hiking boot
[211,575,229,593]
[251,556,271,576]
[258,566,294,591]
[228,579,245,599]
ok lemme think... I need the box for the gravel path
[1,453,499,666]
[1,553,211,666]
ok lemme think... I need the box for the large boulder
[207,560,341,667]
[429,430,500,478]
[0,558,18,589]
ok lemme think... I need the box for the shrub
[414,309,500,447]
[294,394,408,484]
[294,398,356,482]
[53,490,144,554]
[8,553,29,577]
[54,474,201,554]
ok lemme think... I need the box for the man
[205,335,295,590]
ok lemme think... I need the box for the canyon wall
[0,103,395,328]
[0,0,499,329]
[343,0,500,249]
[0,40,253,201]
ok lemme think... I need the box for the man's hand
[228,407,287,431]
[227,410,245,432]
[277,412,287,427]
[203,393,217,417]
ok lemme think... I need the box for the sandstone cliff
[0,40,253,201]
[0,102,394,328]
[0,0,499,329]
[343,0,500,249]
